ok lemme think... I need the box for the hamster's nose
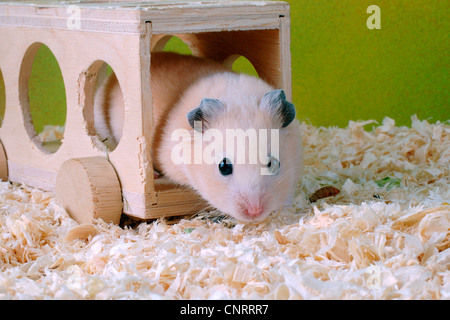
[246,204,264,218]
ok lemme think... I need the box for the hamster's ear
[260,89,296,128]
[187,98,225,132]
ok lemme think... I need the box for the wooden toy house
[0,0,292,224]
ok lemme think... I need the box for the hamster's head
[185,88,303,223]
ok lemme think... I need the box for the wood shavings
[309,186,340,203]
[0,116,449,299]
[37,125,65,143]
[274,230,288,245]
[65,224,99,242]
[232,265,255,284]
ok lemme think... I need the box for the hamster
[94,52,303,223]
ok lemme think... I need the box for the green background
[288,0,449,127]
[0,0,448,132]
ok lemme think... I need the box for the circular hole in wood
[163,36,193,55]
[19,43,67,154]
[224,55,259,78]
[83,60,124,152]
[0,68,5,127]
[152,35,193,55]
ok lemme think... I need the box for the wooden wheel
[56,157,122,225]
[0,140,7,181]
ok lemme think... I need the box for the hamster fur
[94,52,303,223]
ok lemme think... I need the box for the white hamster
[95,52,303,222]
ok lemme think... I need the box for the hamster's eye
[219,158,233,176]
[267,156,281,175]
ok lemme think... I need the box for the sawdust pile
[1,116,449,299]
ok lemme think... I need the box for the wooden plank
[142,1,289,33]
[0,1,289,34]
[138,21,155,198]
[7,160,57,191]
[0,5,141,34]
[149,17,282,34]
[122,185,208,219]
[279,15,292,100]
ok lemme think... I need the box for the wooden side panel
[279,15,292,101]
[185,30,283,89]
[0,26,149,207]
[150,26,292,96]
